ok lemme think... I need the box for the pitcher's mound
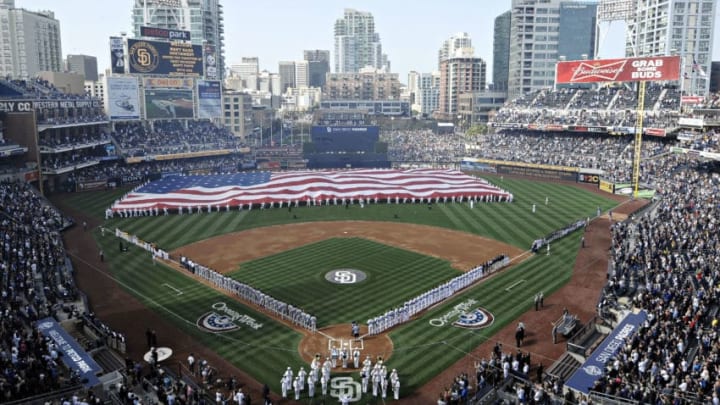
[298,323,394,373]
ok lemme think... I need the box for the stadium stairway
[606,89,622,111]
[90,347,126,374]
[653,88,668,111]
[565,89,582,110]
[545,352,582,383]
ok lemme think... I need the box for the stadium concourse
[1,77,719,404]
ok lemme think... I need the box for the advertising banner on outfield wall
[495,164,577,182]
[107,77,140,120]
[599,179,614,194]
[556,56,681,84]
[577,173,600,184]
[197,80,222,119]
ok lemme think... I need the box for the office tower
[333,8,388,73]
[558,2,597,61]
[278,61,296,93]
[304,50,330,87]
[507,0,596,99]
[230,57,259,82]
[67,55,99,81]
[493,11,511,92]
[295,60,309,88]
[131,0,225,79]
[0,0,62,78]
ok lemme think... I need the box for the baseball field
[58,174,620,402]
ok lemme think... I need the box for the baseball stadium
[1,24,720,405]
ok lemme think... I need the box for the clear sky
[16,0,720,84]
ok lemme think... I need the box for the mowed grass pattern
[232,238,461,326]
[55,176,619,396]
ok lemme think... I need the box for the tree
[465,124,488,137]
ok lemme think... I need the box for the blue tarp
[35,317,102,387]
[565,311,647,394]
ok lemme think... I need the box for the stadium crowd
[112,120,246,157]
[592,156,720,403]
[383,129,466,164]
[470,130,674,182]
[492,85,682,128]
[0,181,84,402]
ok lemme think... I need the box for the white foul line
[162,283,183,296]
[505,279,526,292]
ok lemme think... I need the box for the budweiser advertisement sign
[681,96,704,104]
[556,56,680,84]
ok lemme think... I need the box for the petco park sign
[556,56,680,84]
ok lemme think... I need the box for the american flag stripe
[111,169,512,211]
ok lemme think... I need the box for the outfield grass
[59,176,619,399]
[232,237,461,326]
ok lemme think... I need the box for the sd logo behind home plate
[325,269,367,284]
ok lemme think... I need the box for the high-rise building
[278,61,296,93]
[493,11,511,92]
[67,54,98,81]
[436,48,487,119]
[295,60,309,88]
[407,71,420,108]
[131,0,225,79]
[437,48,486,120]
[624,0,716,96]
[416,72,441,117]
[438,32,473,69]
[507,0,596,99]
[0,0,62,78]
[230,57,258,81]
[304,50,330,87]
[333,8,389,73]
[558,2,597,61]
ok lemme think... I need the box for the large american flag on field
[110,168,513,212]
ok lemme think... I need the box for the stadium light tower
[597,0,647,198]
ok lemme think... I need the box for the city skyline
[14,0,720,85]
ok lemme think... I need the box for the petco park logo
[325,269,367,284]
[196,302,263,333]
